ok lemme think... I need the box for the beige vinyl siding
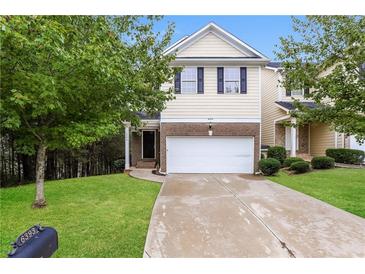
[310,123,336,156]
[161,66,260,119]
[261,68,287,146]
[177,32,247,57]
[336,132,344,148]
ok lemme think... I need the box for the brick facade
[298,124,309,153]
[275,123,309,153]
[275,124,285,147]
[159,122,260,173]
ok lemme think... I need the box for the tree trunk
[33,143,47,208]
[77,161,82,178]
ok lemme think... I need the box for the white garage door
[166,136,254,174]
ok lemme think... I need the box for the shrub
[261,153,265,159]
[112,159,125,171]
[290,161,310,174]
[326,148,365,164]
[311,156,335,169]
[267,146,287,164]
[283,157,304,167]
[259,158,281,175]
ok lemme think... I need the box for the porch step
[136,160,156,169]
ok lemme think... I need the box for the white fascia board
[164,35,189,54]
[160,117,261,123]
[265,66,282,72]
[171,58,269,67]
[273,115,291,123]
[163,23,212,55]
[274,102,291,113]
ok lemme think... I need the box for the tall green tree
[0,16,176,207]
[276,16,365,141]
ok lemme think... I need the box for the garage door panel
[166,136,254,173]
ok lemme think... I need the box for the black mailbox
[8,225,58,258]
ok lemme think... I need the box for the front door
[142,131,155,159]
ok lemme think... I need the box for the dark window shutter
[240,67,247,94]
[304,87,310,96]
[197,67,204,94]
[286,89,291,97]
[174,72,181,94]
[217,67,224,94]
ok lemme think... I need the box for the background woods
[0,16,176,205]
[0,131,125,187]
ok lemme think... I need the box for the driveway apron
[144,174,365,258]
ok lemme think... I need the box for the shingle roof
[136,112,160,120]
[275,101,318,110]
[266,62,282,69]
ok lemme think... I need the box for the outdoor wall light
[208,122,213,136]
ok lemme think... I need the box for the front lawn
[267,168,365,218]
[0,174,160,257]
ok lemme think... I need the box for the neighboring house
[261,64,352,159]
[124,22,360,174]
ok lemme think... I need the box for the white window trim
[141,130,156,159]
[223,67,240,94]
[180,67,198,94]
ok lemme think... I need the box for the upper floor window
[285,88,309,97]
[181,67,197,93]
[174,67,204,94]
[224,67,240,94]
[290,89,304,96]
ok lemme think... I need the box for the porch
[274,116,311,159]
[274,118,345,159]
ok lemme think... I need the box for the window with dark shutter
[240,67,247,94]
[174,72,181,94]
[285,89,291,97]
[217,67,224,94]
[197,67,204,94]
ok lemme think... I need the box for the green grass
[0,174,161,257]
[267,168,365,218]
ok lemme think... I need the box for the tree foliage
[276,16,365,141]
[0,16,176,206]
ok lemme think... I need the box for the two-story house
[124,22,360,174]
[127,23,268,174]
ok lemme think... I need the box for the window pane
[291,89,303,96]
[224,67,240,81]
[224,67,240,93]
[181,67,197,93]
[181,81,196,93]
[181,67,196,81]
[224,81,239,93]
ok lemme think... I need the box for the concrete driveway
[144,174,365,258]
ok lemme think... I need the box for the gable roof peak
[164,22,269,61]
